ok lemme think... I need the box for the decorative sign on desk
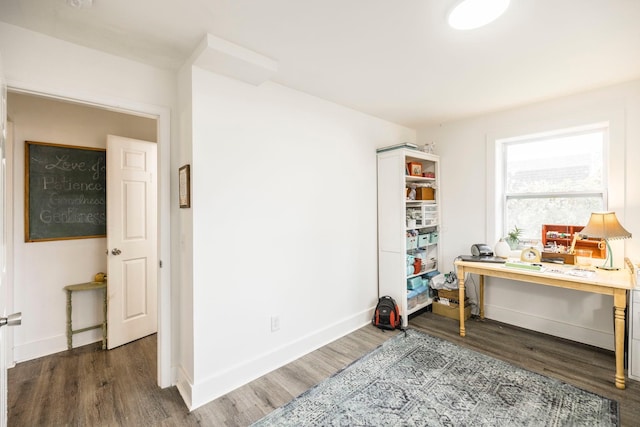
[25,141,106,242]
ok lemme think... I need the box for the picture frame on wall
[25,141,107,242]
[179,164,191,208]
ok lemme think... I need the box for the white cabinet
[377,148,440,327]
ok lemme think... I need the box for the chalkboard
[25,141,107,242]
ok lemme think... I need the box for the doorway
[5,90,171,387]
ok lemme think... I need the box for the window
[500,124,607,242]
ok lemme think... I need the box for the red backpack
[372,296,402,330]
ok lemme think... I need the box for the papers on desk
[564,268,596,278]
[522,266,597,278]
[502,260,597,277]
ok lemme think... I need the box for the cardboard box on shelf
[436,289,463,302]
[416,187,435,200]
[432,300,471,321]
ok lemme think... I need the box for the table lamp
[579,212,632,270]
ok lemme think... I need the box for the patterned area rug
[252,329,618,426]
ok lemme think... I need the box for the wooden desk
[64,281,107,350]
[454,259,634,389]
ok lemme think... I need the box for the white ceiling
[2,0,640,128]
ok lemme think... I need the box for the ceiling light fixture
[448,0,510,30]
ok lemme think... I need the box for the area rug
[252,329,618,426]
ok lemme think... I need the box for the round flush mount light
[448,0,510,30]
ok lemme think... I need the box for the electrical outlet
[271,316,280,332]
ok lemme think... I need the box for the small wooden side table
[64,281,107,350]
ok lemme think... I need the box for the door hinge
[159,260,163,268]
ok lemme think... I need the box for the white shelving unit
[377,148,440,327]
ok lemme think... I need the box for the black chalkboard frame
[25,141,107,242]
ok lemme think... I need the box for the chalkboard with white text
[25,141,107,242]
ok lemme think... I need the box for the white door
[0,52,8,427]
[106,135,157,349]
[0,55,20,427]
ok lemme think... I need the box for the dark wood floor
[9,311,640,426]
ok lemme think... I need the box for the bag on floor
[372,295,402,330]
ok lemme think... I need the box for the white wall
[175,61,195,402]
[180,66,415,409]
[418,79,640,350]
[7,93,156,361]
[0,22,176,373]
[0,23,174,111]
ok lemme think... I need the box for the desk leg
[479,275,485,319]
[614,289,626,389]
[457,265,466,337]
[66,290,72,350]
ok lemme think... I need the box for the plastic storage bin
[407,284,429,310]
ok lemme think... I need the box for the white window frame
[500,123,609,241]
[486,108,626,262]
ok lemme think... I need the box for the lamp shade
[580,212,632,240]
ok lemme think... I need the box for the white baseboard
[14,329,103,363]
[180,308,372,411]
[485,304,614,351]
[176,365,194,410]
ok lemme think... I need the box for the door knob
[0,312,21,327]
[111,248,122,255]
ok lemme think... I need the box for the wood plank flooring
[9,311,640,426]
